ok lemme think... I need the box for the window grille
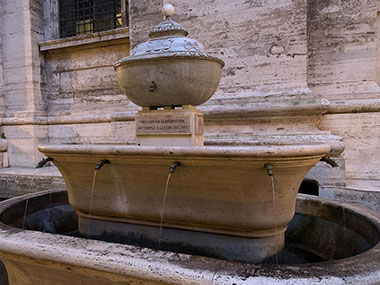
[59,0,126,38]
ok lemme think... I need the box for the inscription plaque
[136,117,191,135]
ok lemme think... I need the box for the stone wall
[133,0,310,97]
[310,0,380,197]
[0,0,134,170]
[320,113,380,190]
[43,43,129,119]
[41,38,133,144]
[0,0,134,197]
[1,0,48,168]
[308,0,378,98]
[0,167,65,199]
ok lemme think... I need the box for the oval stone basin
[38,143,330,263]
[114,57,223,106]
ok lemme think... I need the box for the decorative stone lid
[148,18,188,38]
[114,3,224,67]
[149,4,188,38]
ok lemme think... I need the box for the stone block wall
[133,0,310,97]
[309,0,380,199]
[0,0,47,169]
[308,0,378,98]
[40,37,134,145]
[42,42,130,119]
[0,167,65,199]
[0,0,134,170]
[320,113,380,190]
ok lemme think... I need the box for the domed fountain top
[115,4,223,67]
[114,4,224,107]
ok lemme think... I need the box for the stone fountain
[0,4,379,284]
[39,4,329,263]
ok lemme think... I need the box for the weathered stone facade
[0,0,379,209]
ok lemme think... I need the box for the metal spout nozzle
[169,161,181,174]
[149,81,157,92]
[95,159,110,170]
[36,157,53,168]
[320,156,338,168]
[264,163,274,176]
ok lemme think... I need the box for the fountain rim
[38,143,331,158]
[0,189,379,283]
[113,52,225,70]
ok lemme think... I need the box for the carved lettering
[136,117,191,135]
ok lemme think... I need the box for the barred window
[59,0,127,38]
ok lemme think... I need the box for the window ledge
[38,27,129,52]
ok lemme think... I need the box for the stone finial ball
[162,3,175,17]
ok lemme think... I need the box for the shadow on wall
[0,261,8,285]
[299,179,319,196]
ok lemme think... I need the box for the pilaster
[1,0,48,167]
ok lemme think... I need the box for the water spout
[320,156,338,168]
[36,157,53,168]
[169,161,181,174]
[149,81,157,92]
[264,163,274,176]
[95,159,110,170]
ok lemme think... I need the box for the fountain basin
[114,57,223,106]
[0,189,379,284]
[113,10,224,107]
[38,144,330,263]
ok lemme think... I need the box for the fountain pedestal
[136,105,204,146]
